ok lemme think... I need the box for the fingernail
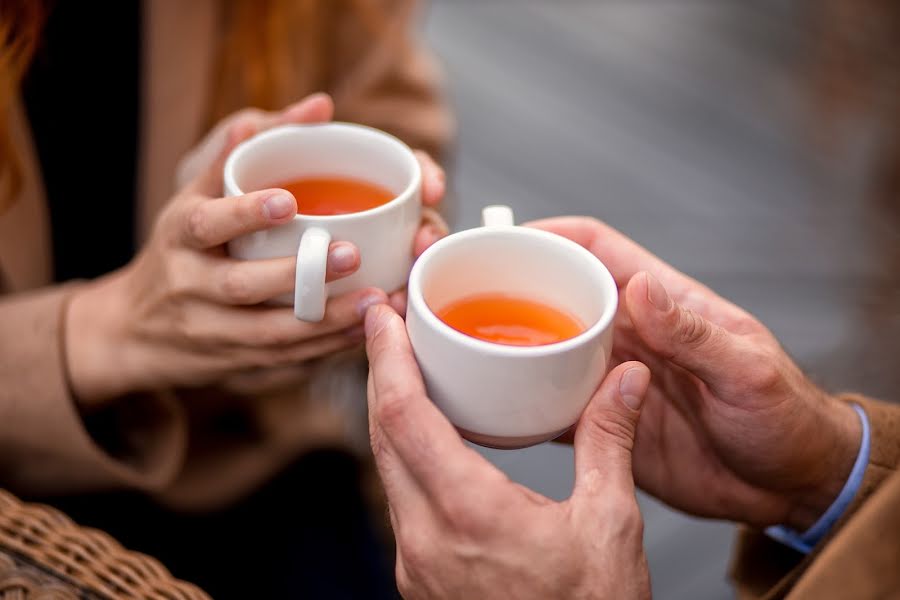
[357,291,388,319]
[619,367,650,411]
[328,244,357,273]
[645,272,672,311]
[263,193,296,220]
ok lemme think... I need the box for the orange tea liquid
[436,293,585,347]
[274,176,394,216]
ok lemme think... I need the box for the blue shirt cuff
[765,403,870,554]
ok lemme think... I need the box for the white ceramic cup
[406,206,618,449]
[224,123,422,321]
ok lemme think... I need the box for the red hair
[0,0,385,211]
[0,0,46,211]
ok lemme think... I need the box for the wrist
[782,396,862,531]
[65,270,133,408]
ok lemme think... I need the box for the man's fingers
[180,189,297,249]
[525,216,688,291]
[364,305,485,496]
[367,371,430,522]
[524,217,725,312]
[573,361,649,498]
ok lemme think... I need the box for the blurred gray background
[424,1,897,598]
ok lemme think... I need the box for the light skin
[528,216,861,531]
[364,304,651,600]
[364,216,863,597]
[66,93,447,407]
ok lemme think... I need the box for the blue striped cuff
[765,403,870,554]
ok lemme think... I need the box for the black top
[22,2,142,282]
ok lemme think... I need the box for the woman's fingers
[273,93,335,127]
[177,93,335,190]
[413,223,444,258]
[389,289,408,317]
[415,150,446,207]
[239,329,362,368]
[180,189,297,249]
[179,286,388,349]
[191,242,361,305]
[414,207,449,257]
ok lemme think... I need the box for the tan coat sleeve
[729,394,900,599]
[0,284,187,495]
[326,0,455,161]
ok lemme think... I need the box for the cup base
[457,427,568,450]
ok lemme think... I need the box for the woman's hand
[176,93,448,256]
[176,93,448,317]
[66,94,448,406]
[365,304,651,600]
[530,217,862,531]
[65,120,382,405]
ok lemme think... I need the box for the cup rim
[223,122,422,222]
[408,226,619,357]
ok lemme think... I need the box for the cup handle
[294,227,332,322]
[482,205,515,227]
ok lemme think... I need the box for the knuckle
[395,565,414,599]
[253,324,293,347]
[239,349,272,370]
[610,498,644,538]
[368,422,389,460]
[584,408,636,451]
[733,313,764,335]
[436,492,491,537]
[221,265,255,304]
[376,392,410,433]
[156,199,189,246]
[164,255,194,297]
[172,309,201,344]
[676,308,713,348]
[744,349,785,393]
[237,192,266,224]
[397,530,431,580]
[232,107,265,127]
[186,205,212,246]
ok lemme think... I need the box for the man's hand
[365,305,651,600]
[530,217,862,531]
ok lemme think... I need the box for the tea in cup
[406,206,618,449]
[224,123,421,321]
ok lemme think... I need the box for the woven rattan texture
[0,490,209,599]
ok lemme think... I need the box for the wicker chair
[0,489,209,599]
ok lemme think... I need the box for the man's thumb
[626,271,740,385]
[573,361,649,496]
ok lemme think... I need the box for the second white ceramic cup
[224,123,422,321]
[406,206,618,449]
